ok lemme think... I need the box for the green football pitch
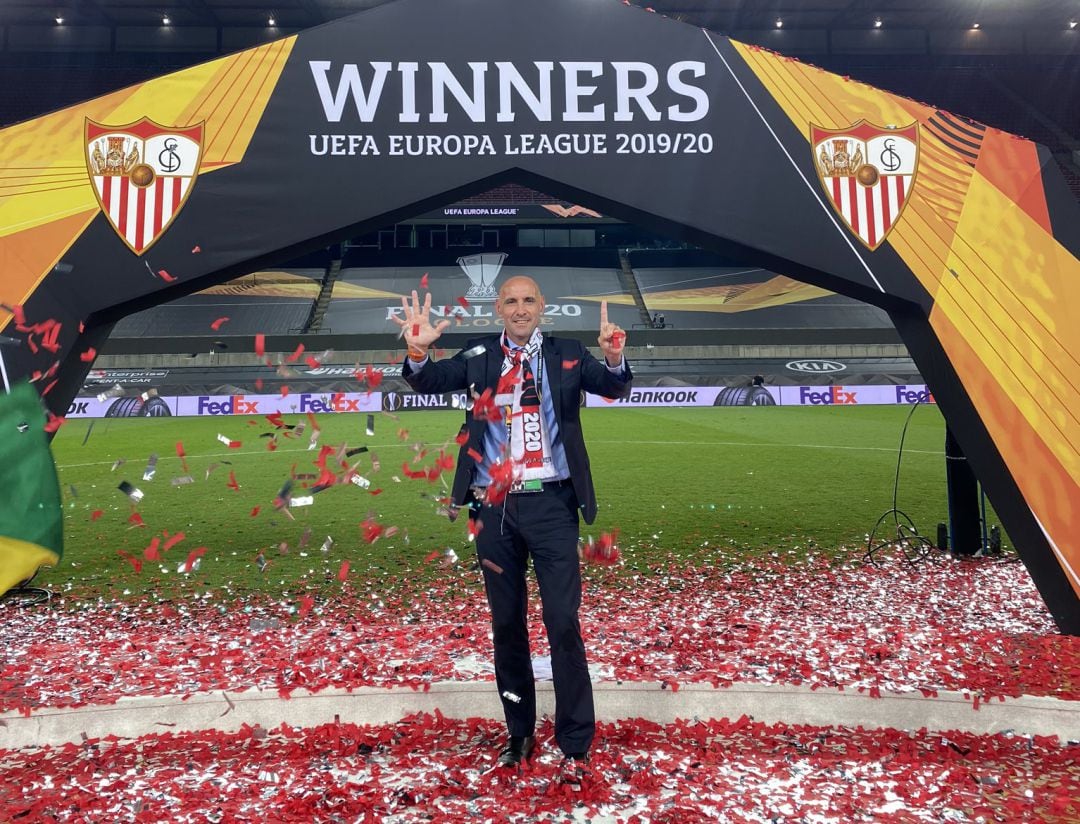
[42,405,991,599]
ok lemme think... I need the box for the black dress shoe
[496,735,535,767]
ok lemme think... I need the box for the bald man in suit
[395,276,631,771]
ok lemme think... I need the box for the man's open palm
[392,290,451,351]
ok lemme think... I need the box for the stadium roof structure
[1,0,1079,632]
[3,1,1080,49]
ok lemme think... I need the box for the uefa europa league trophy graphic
[457,253,507,302]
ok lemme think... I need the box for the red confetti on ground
[298,595,315,619]
[210,317,230,331]
[78,347,96,362]
[228,440,241,449]
[249,506,261,517]
[227,471,240,492]
[126,512,144,528]
[89,510,103,521]
[3,557,1080,736]
[337,561,350,582]
[0,713,1076,821]
[162,532,185,552]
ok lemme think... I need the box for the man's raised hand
[392,290,451,356]
[597,300,626,366]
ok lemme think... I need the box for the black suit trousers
[473,483,594,756]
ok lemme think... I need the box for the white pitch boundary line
[594,439,940,455]
[55,439,941,469]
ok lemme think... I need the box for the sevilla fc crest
[811,121,919,251]
[85,118,204,255]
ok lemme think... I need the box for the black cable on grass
[1,570,52,606]
[865,401,940,567]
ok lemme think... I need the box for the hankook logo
[785,360,847,374]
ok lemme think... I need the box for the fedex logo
[798,386,858,405]
[197,395,259,415]
[895,385,935,404]
[298,393,361,413]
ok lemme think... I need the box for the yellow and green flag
[0,382,62,594]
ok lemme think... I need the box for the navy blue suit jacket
[403,335,632,524]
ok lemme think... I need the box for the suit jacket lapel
[485,336,501,391]
[542,337,563,423]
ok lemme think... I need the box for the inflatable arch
[1,0,1078,632]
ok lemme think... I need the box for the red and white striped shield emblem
[85,118,204,256]
[811,121,919,251]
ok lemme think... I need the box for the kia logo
[383,392,402,411]
[785,360,847,374]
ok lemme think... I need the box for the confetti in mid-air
[118,481,143,503]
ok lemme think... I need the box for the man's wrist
[407,347,428,363]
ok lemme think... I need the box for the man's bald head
[498,276,542,299]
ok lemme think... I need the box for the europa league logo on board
[85,117,204,256]
[457,252,507,302]
[810,120,919,251]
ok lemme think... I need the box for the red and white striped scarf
[494,329,552,480]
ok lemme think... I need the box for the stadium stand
[325,248,631,334]
[627,250,894,332]
[110,250,329,338]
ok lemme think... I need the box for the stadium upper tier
[110,269,323,337]
[325,260,633,335]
